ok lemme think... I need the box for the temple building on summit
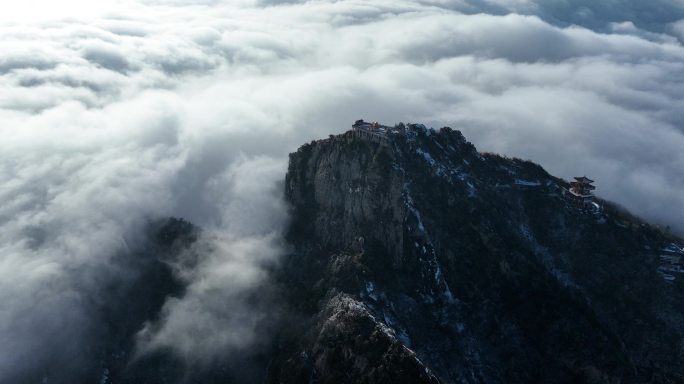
[566,176,596,206]
[352,119,391,146]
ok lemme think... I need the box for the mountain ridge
[269,121,684,383]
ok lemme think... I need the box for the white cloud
[0,0,683,380]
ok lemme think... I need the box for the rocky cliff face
[285,134,405,265]
[270,124,684,383]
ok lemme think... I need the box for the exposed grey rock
[286,132,405,266]
[272,123,684,383]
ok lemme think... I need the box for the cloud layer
[1,0,683,380]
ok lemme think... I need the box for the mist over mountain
[1,0,684,382]
[8,122,684,383]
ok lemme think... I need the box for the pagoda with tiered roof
[567,176,596,206]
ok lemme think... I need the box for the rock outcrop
[270,123,684,383]
[285,132,405,265]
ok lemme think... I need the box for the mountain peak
[273,121,684,383]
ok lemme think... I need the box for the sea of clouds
[1,0,683,381]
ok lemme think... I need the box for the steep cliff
[270,124,684,383]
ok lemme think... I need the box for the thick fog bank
[1,0,683,381]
